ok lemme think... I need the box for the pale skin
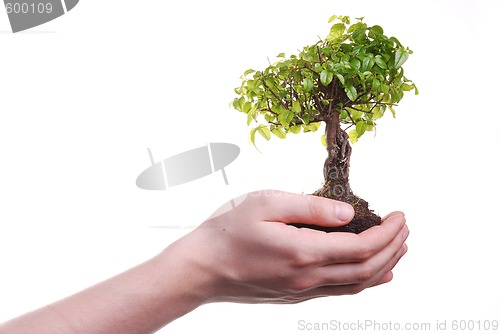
[0,190,409,334]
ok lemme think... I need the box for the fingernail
[337,203,354,222]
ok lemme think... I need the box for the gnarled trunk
[320,115,354,201]
[313,112,381,233]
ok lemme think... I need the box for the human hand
[169,190,409,305]
[0,190,408,334]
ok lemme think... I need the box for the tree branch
[350,100,397,107]
[261,107,279,117]
[344,108,357,125]
[346,106,373,114]
[317,45,323,63]
[262,79,289,110]
[302,64,320,77]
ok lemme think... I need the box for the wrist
[153,232,223,321]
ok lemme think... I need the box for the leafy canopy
[232,15,418,146]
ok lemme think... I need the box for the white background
[1,0,499,333]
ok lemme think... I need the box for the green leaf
[232,98,241,111]
[389,36,402,47]
[340,16,350,24]
[328,15,338,23]
[401,83,413,91]
[242,101,252,113]
[356,120,367,136]
[345,85,357,101]
[257,125,271,140]
[374,56,387,69]
[291,101,301,114]
[329,15,350,24]
[370,25,384,36]
[243,69,255,76]
[314,62,324,71]
[309,122,321,131]
[250,127,257,147]
[320,70,334,86]
[271,128,287,139]
[381,84,389,94]
[321,134,327,147]
[264,78,275,88]
[238,97,245,109]
[393,49,409,69]
[389,106,396,118]
[328,23,346,40]
[276,52,285,58]
[279,110,294,125]
[336,73,345,85]
[340,109,348,121]
[347,21,365,33]
[348,129,359,144]
[362,56,374,70]
[352,27,367,40]
[351,109,362,120]
[303,77,314,92]
[303,122,321,133]
[246,111,255,125]
[350,58,361,70]
[372,106,384,119]
[290,125,301,134]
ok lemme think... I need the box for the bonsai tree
[232,15,418,233]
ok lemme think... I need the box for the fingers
[371,270,394,287]
[309,223,408,286]
[253,190,354,227]
[289,240,408,299]
[297,211,406,265]
[203,190,409,303]
[337,242,408,295]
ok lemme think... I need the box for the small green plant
[232,15,417,233]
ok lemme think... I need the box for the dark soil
[290,184,381,234]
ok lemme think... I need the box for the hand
[169,190,409,305]
[0,190,408,334]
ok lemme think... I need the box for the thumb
[261,191,354,227]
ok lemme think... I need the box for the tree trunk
[296,112,382,233]
[321,114,354,202]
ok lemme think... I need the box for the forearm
[0,240,214,334]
